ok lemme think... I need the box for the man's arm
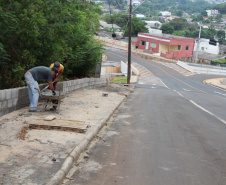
[47,80,54,91]
[55,65,64,82]
[54,71,63,82]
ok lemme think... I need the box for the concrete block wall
[0,77,110,117]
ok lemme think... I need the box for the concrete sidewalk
[0,84,133,185]
[203,78,226,90]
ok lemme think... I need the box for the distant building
[159,11,171,16]
[165,17,173,22]
[135,14,146,18]
[135,33,195,61]
[99,20,121,32]
[206,9,219,16]
[194,38,219,55]
[185,18,193,23]
[145,21,162,31]
[148,29,163,35]
[132,1,141,6]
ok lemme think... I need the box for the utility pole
[194,22,202,63]
[127,0,132,84]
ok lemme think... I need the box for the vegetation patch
[111,76,127,83]
[213,58,226,64]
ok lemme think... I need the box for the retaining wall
[0,77,110,117]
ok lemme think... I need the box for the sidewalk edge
[46,91,132,185]
[203,79,226,91]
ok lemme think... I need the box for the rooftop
[139,32,194,39]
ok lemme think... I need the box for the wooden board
[29,118,88,133]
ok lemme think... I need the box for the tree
[0,0,103,89]
[196,14,204,21]
[217,30,225,44]
[160,23,175,34]
[201,10,207,16]
[103,12,148,37]
[211,3,226,14]
[169,18,189,31]
[175,10,183,17]
[172,30,184,36]
[130,17,148,36]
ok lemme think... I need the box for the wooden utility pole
[127,0,132,84]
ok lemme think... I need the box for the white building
[145,21,162,31]
[194,38,219,55]
[159,11,171,16]
[132,1,141,6]
[206,9,219,16]
[135,14,146,18]
[148,28,163,35]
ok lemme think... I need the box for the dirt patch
[17,127,29,140]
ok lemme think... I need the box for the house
[145,21,162,33]
[132,1,141,6]
[165,16,173,22]
[206,9,219,16]
[135,14,146,18]
[145,21,162,30]
[194,38,220,55]
[135,33,196,61]
[159,11,171,17]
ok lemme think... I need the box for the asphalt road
[65,47,226,185]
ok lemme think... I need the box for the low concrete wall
[223,79,226,85]
[0,78,110,117]
[177,61,195,72]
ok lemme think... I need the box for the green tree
[196,14,204,21]
[126,17,148,36]
[201,10,207,16]
[169,18,189,31]
[160,23,175,34]
[0,0,103,89]
[175,10,183,17]
[204,19,210,24]
[217,30,225,44]
[172,30,184,36]
[103,12,148,36]
[210,3,226,14]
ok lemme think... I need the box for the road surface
[64,47,226,185]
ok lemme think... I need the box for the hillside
[133,0,214,16]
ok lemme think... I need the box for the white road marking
[177,92,184,97]
[189,100,226,125]
[215,91,226,96]
[183,88,192,92]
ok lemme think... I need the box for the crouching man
[24,66,58,112]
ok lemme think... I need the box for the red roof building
[135,33,196,62]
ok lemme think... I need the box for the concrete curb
[203,79,226,91]
[46,90,132,185]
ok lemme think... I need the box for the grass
[213,58,226,64]
[111,76,127,83]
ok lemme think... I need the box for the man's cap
[54,61,60,68]
[51,67,59,74]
